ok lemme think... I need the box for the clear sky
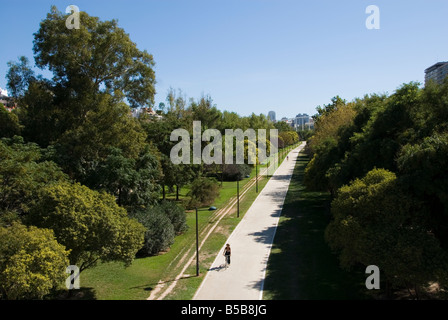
[1,0,447,118]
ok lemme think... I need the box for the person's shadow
[209,263,227,272]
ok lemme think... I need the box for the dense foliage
[306,80,448,298]
[0,222,69,299]
[0,7,293,299]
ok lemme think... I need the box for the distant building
[425,62,448,85]
[294,113,311,130]
[268,111,276,122]
[279,117,294,127]
[0,87,15,111]
[0,87,8,105]
[132,107,163,121]
[0,87,8,97]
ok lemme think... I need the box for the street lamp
[255,161,258,193]
[237,178,240,218]
[195,207,199,276]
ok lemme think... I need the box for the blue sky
[1,1,447,118]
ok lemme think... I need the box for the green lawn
[263,152,369,300]
[79,145,299,300]
[80,156,277,299]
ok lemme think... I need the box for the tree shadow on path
[262,154,369,300]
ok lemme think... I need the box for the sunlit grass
[81,144,299,300]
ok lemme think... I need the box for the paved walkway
[193,143,306,300]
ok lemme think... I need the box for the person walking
[223,244,231,268]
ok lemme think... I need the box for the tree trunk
[385,279,392,299]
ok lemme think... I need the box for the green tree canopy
[0,137,68,220]
[26,182,145,272]
[52,93,148,183]
[187,177,220,209]
[130,207,175,256]
[87,146,161,209]
[6,56,36,99]
[397,132,448,249]
[0,104,21,139]
[33,6,156,108]
[274,121,293,132]
[326,169,448,294]
[0,222,69,300]
[6,7,156,192]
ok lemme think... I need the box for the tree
[0,137,68,220]
[7,7,156,185]
[314,95,347,125]
[87,146,161,209]
[303,82,448,297]
[130,207,175,256]
[26,182,145,273]
[139,111,196,200]
[274,121,293,132]
[53,93,147,183]
[304,102,356,192]
[0,104,21,138]
[158,201,188,235]
[222,164,251,181]
[326,84,419,191]
[0,222,69,300]
[279,131,299,147]
[15,78,61,147]
[304,137,339,192]
[326,169,448,295]
[308,102,355,155]
[189,95,222,131]
[187,177,220,209]
[6,56,35,99]
[397,133,448,250]
[33,6,156,109]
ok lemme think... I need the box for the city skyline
[1,1,448,118]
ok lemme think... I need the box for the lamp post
[195,207,199,276]
[237,178,240,218]
[255,161,258,193]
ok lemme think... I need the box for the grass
[165,176,271,300]
[80,147,289,300]
[262,152,369,300]
[79,144,299,300]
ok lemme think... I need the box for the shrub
[0,222,69,299]
[157,201,188,235]
[130,208,175,256]
[222,164,252,181]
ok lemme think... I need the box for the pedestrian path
[193,143,306,300]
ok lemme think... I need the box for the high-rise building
[268,111,276,122]
[425,62,448,85]
[294,113,310,130]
